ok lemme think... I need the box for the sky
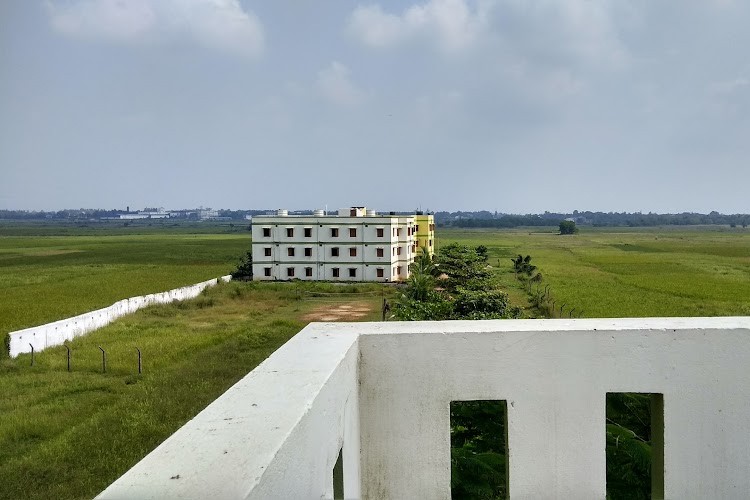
[1,0,749,214]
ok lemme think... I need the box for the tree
[435,243,493,292]
[559,220,579,235]
[231,251,253,280]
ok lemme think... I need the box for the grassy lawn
[1,223,748,499]
[440,226,750,318]
[0,227,250,335]
[0,280,387,500]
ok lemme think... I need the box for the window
[397,247,402,256]
[304,247,312,257]
[606,393,664,499]
[286,228,294,237]
[305,267,313,277]
[393,228,397,237]
[349,228,357,237]
[349,247,357,257]
[393,267,397,275]
[348,268,356,277]
[377,268,384,278]
[397,228,402,237]
[264,247,272,257]
[450,401,508,499]
[287,267,295,277]
[304,227,312,237]
[376,248,384,257]
[331,228,339,237]
[392,248,396,256]
[263,227,271,237]
[377,228,384,237]
[415,225,419,232]
[332,268,340,278]
[397,266,402,275]
[350,208,357,216]
[264,267,271,277]
[331,247,340,257]
[287,247,295,257]
[429,239,433,246]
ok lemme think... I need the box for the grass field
[0,280,386,500]
[440,226,750,318]
[0,225,250,335]
[1,223,749,499]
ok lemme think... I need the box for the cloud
[347,0,490,53]
[348,0,629,69]
[46,0,264,58]
[710,77,750,95]
[317,62,365,107]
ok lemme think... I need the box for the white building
[251,207,434,282]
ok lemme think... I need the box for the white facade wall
[251,213,415,282]
[7,275,232,358]
[99,317,750,499]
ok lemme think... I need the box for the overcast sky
[1,1,749,213]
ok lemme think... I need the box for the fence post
[98,346,106,373]
[29,343,34,367]
[136,347,142,374]
[65,344,71,372]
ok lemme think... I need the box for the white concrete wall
[98,317,750,499]
[7,275,232,358]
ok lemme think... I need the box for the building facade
[251,207,434,282]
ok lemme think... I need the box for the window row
[262,267,390,278]
[263,247,395,258]
[261,227,393,238]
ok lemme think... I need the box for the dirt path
[301,301,373,322]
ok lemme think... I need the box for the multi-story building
[251,207,434,282]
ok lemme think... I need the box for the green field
[1,223,749,499]
[0,224,250,335]
[439,226,750,318]
[0,280,386,500]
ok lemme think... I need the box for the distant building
[251,207,434,282]
[119,209,169,220]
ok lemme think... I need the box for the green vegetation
[0,281,386,500]
[2,223,748,499]
[0,230,249,337]
[439,227,750,318]
[559,220,578,235]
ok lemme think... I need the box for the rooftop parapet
[98,317,750,499]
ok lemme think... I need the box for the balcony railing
[97,317,750,499]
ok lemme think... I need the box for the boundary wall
[8,275,232,358]
[98,317,750,499]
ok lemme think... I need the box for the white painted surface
[251,211,416,282]
[98,317,750,499]
[7,275,232,358]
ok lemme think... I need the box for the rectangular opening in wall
[450,400,508,500]
[333,447,344,500]
[606,392,664,500]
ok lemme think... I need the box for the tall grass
[440,227,750,318]
[0,281,385,500]
[0,233,249,335]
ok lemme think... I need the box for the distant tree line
[3,209,749,228]
[437,210,749,228]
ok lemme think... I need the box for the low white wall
[97,317,750,499]
[7,275,232,358]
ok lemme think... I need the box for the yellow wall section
[415,214,435,257]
